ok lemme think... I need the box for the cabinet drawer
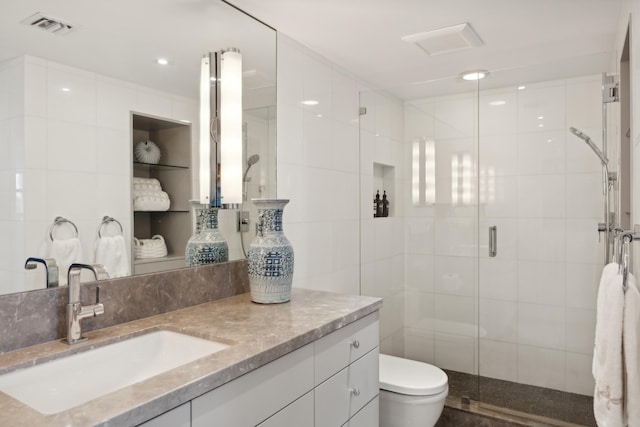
[138,402,190,427]
[192,343,314,427]
[315,347,379,427]
[314,312,379,384]
[343,396,379,427]
[257,391,314,427]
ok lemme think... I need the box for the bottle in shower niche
[374,190,383,218]
[382,191,389,217]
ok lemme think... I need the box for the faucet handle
[95,286,101,304]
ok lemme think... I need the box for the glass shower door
[476,66,606,425]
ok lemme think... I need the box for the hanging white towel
[95,235,130,278]
[593,271,625,427]
[625,273,640,426]
[50,237,84,286]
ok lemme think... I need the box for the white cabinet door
[137,402,190,427]
[192,344,314,427]
[315,348,379,427]
[343,397,379,427]
[257,391,314,427]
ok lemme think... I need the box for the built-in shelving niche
[373,162,394,218]
[131,112,192,275]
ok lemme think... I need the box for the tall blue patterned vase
[185,206,229,266]
[247,199,294,303]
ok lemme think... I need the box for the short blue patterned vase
[247,199,294,303]
[185,206,228,267]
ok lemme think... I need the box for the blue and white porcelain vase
[185,206,228,266]
[247,199,294,303]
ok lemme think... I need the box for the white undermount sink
[0,330,229,415]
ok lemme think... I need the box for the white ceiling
[228,0,624,98]
[1,0,624,100]
[0,0,276,100]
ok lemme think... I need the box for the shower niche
[373,162,395,217]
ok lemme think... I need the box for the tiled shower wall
[403,74,605,396]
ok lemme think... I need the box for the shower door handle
[489,226,497,257]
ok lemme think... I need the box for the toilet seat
[379,354,448,396]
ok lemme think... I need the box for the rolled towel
[50,237,84,286]
[95,235,130,278]
[133,190,170,211]
[133,177,162,191]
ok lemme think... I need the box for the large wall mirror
[0,0,276,295]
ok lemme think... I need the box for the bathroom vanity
[0,288,381,426]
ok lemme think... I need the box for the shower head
[569,127,608,166]
[243,154,260,182]
[247,154,260,166]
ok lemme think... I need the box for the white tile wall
[0,55,206,293]
[276,34,370,309]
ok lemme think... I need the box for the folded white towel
[95,235,130,278]
[625,273,640,426]
[50,237,84,286]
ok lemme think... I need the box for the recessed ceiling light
[489,100,506,106]
[518,85,526,90]
[538,124,544,128]
[461,70,488,81]
[301,100,319,106]
[157,58,169,66]
[537,116,544,120]
[61,87,70,92]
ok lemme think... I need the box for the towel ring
[98,216,124,238]
[49,216,79,242]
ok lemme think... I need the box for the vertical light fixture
[218,48,243,206]
[199,48,243,207]
[199,54,212,205]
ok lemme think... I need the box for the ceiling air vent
[20,12,75,35]
[402,23,483,56]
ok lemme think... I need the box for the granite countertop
[0,288,382,427]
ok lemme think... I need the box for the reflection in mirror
[0,0,276,295]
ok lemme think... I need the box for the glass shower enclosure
[359,52,616,425]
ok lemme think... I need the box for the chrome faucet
[24,257,59,288]
[65,263,109,344]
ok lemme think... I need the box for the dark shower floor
[434,370,596,427]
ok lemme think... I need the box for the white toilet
[379,354,449,427]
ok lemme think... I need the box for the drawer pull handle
[350,387,361,397]
[350,339,360,349]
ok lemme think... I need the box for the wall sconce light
[199,48,243,207]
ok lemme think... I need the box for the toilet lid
[379,354,448,396]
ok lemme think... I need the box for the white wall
[276,34,362,296]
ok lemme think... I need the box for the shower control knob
[350,387,360,397]
[350,339,360,349]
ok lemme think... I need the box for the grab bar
[618,225,640,292]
